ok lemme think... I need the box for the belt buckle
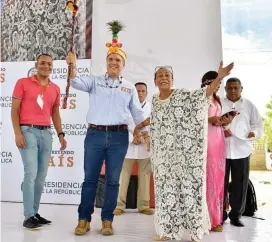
[105,126,108,132]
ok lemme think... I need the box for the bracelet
[144,136,150,139]
[58,132,65,138]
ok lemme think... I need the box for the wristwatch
[58,132,65,138]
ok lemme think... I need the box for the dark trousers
[78,128,129,222]
[223,156,250,220]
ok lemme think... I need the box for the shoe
[101,220,114,235]
[230,219,244,227]
[138,208,154,215]
[113,208,124,215]
[222,210,228,224]
[74,220,91,236]
[211,224,223,232]
[35,213,51,225]
[23,216,42,230]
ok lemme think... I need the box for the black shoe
[230,219,244,227]
[222,211,228,224]
[23,216,42,230]
[35,213,52,225]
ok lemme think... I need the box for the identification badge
[36,94,44,109]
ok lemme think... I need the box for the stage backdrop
[1,60,91,204]
[1,0,223,204]
[91,0,223,99]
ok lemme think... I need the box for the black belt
[20,124,51,130]
[89,124,128,131]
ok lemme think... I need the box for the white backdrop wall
[1,60,90,204]
[91,0,223,99]
[1,0,223,204]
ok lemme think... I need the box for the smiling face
[154,68,173,91]
[35,55,53,78]
[106,53,125,78]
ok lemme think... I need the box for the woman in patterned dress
[150,62,234,242]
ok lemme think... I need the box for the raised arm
[206,61,234,96]
[66,52,94,92]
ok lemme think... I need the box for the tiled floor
[1,171,272,242]
[1,202,272,242]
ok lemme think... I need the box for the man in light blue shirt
[66,21,150,236]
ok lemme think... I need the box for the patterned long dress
[206,100,226,228]
[150,89,211,241]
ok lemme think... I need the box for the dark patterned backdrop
[0,0,93,61]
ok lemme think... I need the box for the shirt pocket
[116,90,131,110]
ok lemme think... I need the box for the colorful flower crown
[106,21,127,59]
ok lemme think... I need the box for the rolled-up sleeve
[70,75,95,92]
[129,86,146,126]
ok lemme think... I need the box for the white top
[125,101,151,160]
[221,97,263,159]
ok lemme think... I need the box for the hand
[144,136,150,152]
[248,132,256,138]
[59,136,67,150]
[133,128,142,144]
[66,52,76,67]
[217,61,234,79]
[132,137,141,145]
[220,114,234,126]
[224,129,232,138]
[15,133,26,148]
[208,116,223,126]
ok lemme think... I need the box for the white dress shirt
[221,97,264,159]
[125,101,151,160]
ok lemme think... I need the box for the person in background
[222,77,263,227]
[11,53,67,230]
[114,82,153,216]
[201,71,233,233]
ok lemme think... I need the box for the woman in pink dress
[201,71,230,232]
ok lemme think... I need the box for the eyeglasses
[154,65,173,74]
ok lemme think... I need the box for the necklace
[104,74,122,88]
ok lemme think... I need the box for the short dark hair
[226,77,242,86]
[201,71,218,87]
[135,82,147,89]
[36,53,53,61]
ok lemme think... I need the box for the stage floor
[1,202,272,242]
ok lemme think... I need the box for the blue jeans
[78,128,129,222]
[19,126,52,219]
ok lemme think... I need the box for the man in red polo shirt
[11,53,67,230]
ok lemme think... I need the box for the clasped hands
[133,129,150,152]
[132,117,150,152]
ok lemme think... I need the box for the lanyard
[141,102,146,108]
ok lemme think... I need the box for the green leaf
[106,20,125,35]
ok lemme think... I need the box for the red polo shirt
[12,76,60,126]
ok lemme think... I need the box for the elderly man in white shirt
[222,77,263,227]
[114,82,153,216]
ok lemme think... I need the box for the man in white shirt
[114,82,153,216]
[222,77,263,227]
